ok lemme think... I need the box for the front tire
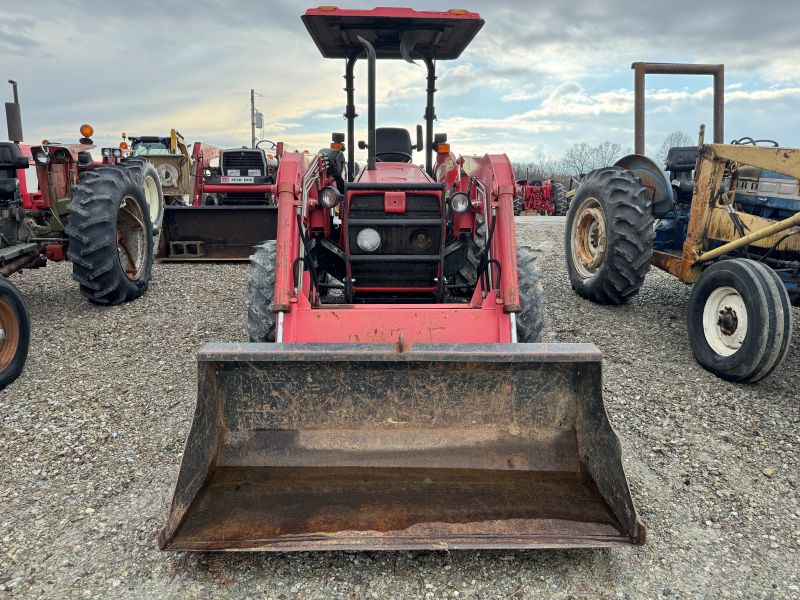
[248,240,277,342]
[0,278,30,390]
[687,258,792,382]
[565,167,654,304]
[516,245,545,342]
[66,166,154,305]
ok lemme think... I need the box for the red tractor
[160,7,643,552]
[0,81,160,389]
[514,175,569,216]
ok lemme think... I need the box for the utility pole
[250,88,256,149]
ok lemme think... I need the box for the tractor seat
[0,142,28,178]
[376,127,413,163]
[665,146,699,174]
[78,151,93,167]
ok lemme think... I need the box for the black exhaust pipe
[5,80,23,143]
[357,36,376,171]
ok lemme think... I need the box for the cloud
[0,16,43,55]
[2,0,800,162]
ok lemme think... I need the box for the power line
[224,98,252,147]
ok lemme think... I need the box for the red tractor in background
[0,81,160,389]
[160,7,643,553]
[514,175,569,216]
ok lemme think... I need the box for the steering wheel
[375,151,413,163]
[731,137,779,147]
[257,139,277,150]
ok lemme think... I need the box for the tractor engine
[653,146,697,252]
[654,142,800,288]
[312,128,478,304]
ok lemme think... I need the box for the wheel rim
[117,195,147,281]
[142,174,159,226]
[0,297,20,372]
[702,286,748,356]
[571,197,607,279]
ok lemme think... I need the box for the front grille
[347,192,443,291]
[219,192,271,205]
[221,150,266,177]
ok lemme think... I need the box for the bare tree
[513,153,571,187]
[513,140,626,184]
[657,131,694,165]
[560,141,622,175]
[592,141,622,168]
[561,143,596,175]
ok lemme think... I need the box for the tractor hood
[302,7,484,60]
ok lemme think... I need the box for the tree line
[513,132,693,186]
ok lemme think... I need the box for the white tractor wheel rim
[702,286,748,356]
[143,175,159,226]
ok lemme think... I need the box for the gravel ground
[1,217,798,599]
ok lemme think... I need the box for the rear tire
[552,182,569,216]
[565,167,654,304]
[687,258,791,382]
[513,196,524,216]
[66,166,154,305]
[0,278,30,390]
[248,240,277,342]
[516,245,544,343]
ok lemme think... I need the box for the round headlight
[450,192,470,213]
[112,148,122,157]
[319,185,341,208]
[101,148,113,157]
[34,149,50,164]
[356,228,381,252]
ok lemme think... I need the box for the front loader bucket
[159,343,645,551]
[156,205,278,261]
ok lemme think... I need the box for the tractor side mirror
[416,125,424,151]
[332,132,345,144]
[358,140,367,150]
[433,133,448,149]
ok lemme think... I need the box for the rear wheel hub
[116,195,148,281]
[0,298,20,371]
[571,198,607,279]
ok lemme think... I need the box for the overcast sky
[3,1,800,163]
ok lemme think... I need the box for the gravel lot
[1,216,798,599]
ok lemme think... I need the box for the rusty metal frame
[652,144,800,283]
[632,62,724,154]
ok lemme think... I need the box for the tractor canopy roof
[302,7,484,60]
